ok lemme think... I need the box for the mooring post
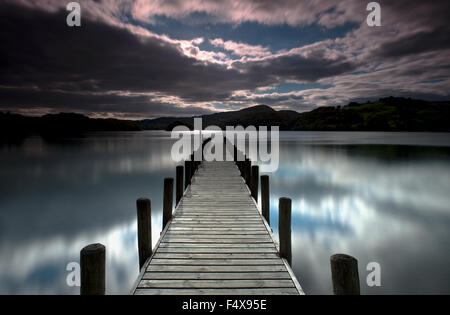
[279,197,292,266]
[176,166,184,205]
[163,177,174,229]
[194,150,200,169]
[136,198,151,270]
[238,151,244,175]
[80,243,105,295]
[245,158,251,185]
[202,139,208,161]
[330,254,360,295]
[251,165,259,201]
[193,153,198,171]
[185,160,191,189]
[261,175,270,224]
[243,158,248,182]
[190,154,195,178]
[189,154,194,176]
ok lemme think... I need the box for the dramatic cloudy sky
[1,0,450,118]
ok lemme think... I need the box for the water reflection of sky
[260,133,450,294]
[1,131,449,294]
[0,131,174,294]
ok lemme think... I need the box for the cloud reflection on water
[265,140,450,294]
[0,131,449,294]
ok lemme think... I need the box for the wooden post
[245,159,251,185]
[243,158,248,182]
[163,178,174,229]
[202,139,208,161]
[261,175,270,225]
[185,160,191,189]
[193,151,198,170]
[330,254,360,295]
[136,198,151,270]
[190,154,195,179]
[237,151,244,174]
[80,243,105,295]
[278,197,292,266]
[251,165,259,201]
[176,166,184,205]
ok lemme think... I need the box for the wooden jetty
[132,158,304,295]
[79,139,360,295]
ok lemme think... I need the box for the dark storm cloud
[1,0,450,117]
[376,27,450,59]
[0,87,213,118]
[235,54,355,83]
[0,3,236,99]
[365,0,450,59]
[0,2,356,116]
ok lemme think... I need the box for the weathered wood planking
[132,160,304,295]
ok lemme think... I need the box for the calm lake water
[0,131,449,294]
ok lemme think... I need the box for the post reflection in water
[0,131,449,294]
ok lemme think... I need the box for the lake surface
[0,131,449,294]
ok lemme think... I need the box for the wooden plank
[168,227,266,231]
[150,259,283,265]
[166,231,268,236]
[137,279,295,288]
[170,222,263,226]
[161,238,273,243]
[146,265,288,273]
[175,215,258,218]
[177,213,257,216]
[153,253,280,259]
[172,217,261,221]
[156,248,277,254]
[170,223,266,229]
[164,234,271,239]
[135,288,299,295]
[142,272,291,280]
[158,243,276,248]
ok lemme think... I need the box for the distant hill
[138,105,299,131]
[138,98,450,132]
[293,97,450,131]
[0,112,141,138]
[2,98,449,138]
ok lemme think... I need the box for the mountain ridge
[137,97,450,132]
[1,97,450,136]
[138,104,298,131]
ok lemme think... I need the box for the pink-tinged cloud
[2,0,450,119]
[12,0,366,28]
[210,38,271,58]
[131,0,366,28]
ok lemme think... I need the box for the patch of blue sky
[256,82,333,94]
[135,12,358,52]
[420,79,445,84]
[348,70,370,75]
[210,102,231,110]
